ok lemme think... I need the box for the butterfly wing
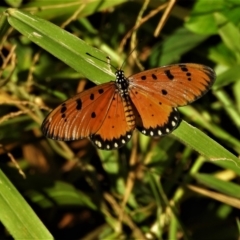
[42,82,134,149]
[128,63,215,136]
[90,93,135,149]
[129,88,180,136]
[129,63,215,106]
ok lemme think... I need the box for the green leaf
[0,11,10,42]
[172,121,240,175]
[185,14,218,35]
[27,181,97,209]
[213,65,240,89]
[214,12,240,63]
[209,43,237,66]
[0,170,53,239]
[194,173,240,198]
[21,0,126,20]
[185,0,222,35]
[150,27,208,66]
[5,0,22,8]
[5,8,115,84]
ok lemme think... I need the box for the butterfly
[42,63,215,150]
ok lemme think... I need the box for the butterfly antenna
[120,45,138,70]
[86,52,117,71]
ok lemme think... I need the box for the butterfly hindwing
[130,87,180,136]
[128,63,215,107]
[90,92,135,149]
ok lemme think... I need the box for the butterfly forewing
[128,63,215,107]
[42,82,116,141]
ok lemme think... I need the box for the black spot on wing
[162,89,168,95]
[179,64,188,72]
[152,74,157,80]
[76,99,82,110]
[164,70,174,80]
[141,75,146,80]
[61,105,67,113]
[91,112,96,118]
[90,93,94,100]
[186,72,192,81]
[98,89,104,94]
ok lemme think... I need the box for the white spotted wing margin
[136,107,180,137]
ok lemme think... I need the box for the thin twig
[130,0,150,70]
[119,2,168,52]
[104,192,147,240]
[0,144,26,179]
[61,4,86,28]
[154,0,177,37]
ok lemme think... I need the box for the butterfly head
[115,69,125,80]
[115,70,129,94]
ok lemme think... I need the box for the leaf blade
[6,8,115,84]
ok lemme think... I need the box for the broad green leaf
[186,0,227,13]
[214,13,240,63]
[185,14,218,35]
[223,5,240,26]
[150,27,208,66]
[0,170,53,239]
[213,65,240,89]
[209,43,237,66]
[185,0,230,35]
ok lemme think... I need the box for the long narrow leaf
[0,170,53,239]
[5,8,115,84]
[172,120,240,174]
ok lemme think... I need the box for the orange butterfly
[42,63,215,150]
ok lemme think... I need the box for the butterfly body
[42,63,215,150]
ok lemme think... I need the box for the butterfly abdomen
[122,95,135,128]
[115,70,136,129]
